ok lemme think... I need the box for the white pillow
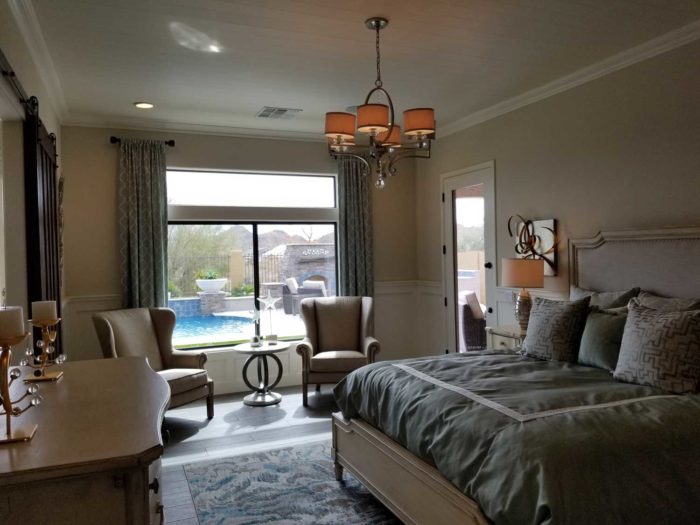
[303,280,327,296]
[463,291,485,320]
[285,277,299,294]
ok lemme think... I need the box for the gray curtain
[118,139,168,308]
[338,157,374,296]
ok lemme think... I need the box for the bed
[331,226,700,524]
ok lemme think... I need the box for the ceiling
[21,0,700,139]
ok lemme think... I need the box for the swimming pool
[173,315,254,339]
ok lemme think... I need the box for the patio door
[442,161,496,353]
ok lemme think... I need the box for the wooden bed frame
[332,226,700,525]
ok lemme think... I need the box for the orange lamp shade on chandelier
[323,17,436,189]
[403,108,436,136]
[356,104,390,134]
[324,112,356,140]
[376,125,401,146]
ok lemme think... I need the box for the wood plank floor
[161,385,337,525]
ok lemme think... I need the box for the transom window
[167,170,336,208]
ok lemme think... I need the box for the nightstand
[486,325,526,350]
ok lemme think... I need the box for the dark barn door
[24,97,62,353]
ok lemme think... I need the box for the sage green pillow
[570,286,640,309]
[578,311,627,371]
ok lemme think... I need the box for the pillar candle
[0,307,25,339]
[32,300,57,322]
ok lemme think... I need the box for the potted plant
[195,270,228,293]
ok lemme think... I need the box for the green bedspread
[333,352,700,524]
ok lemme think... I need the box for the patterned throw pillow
[522,297,591,362]
[632,291,700,312]
[569,286,640,309]
[614,304,700,393]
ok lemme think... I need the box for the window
[166,170,338,349]
[167,170,335,208]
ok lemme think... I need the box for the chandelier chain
[375,25,382,87]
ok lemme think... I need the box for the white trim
[441,161,497,353]
[394,362,677,423]
[8,0,68,120]
[168,205,338,223]
[439,19,700,138]
[374,281,418,296]
[62,114,324,143]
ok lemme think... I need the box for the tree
[456,224,484,252]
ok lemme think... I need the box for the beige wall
[417,39,700,295]
[61,126,417,299]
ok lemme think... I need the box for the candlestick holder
[23,319,65,382]
[1,333,41,444]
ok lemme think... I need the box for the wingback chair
[93,308,214,419]
[296,296,379,406]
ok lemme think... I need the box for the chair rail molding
[62,282,447,392]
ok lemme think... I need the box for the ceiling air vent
[256,106,303,119]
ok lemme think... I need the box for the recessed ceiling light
[134,101,154,109]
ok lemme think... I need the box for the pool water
[173,315,253,339]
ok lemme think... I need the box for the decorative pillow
[632,291,700,312]
[569,286,640,309]
[522,297,590,362]
[578,310,627,371]
[614,304,700,393]
[285,277,299,294]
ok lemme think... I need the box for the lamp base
[25,370,63,383]
[514,289,532,332]
[0,423,37,444]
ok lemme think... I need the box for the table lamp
[501,258,544,331]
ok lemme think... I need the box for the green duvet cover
[333,352,700,524]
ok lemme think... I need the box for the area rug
[183,441,401,525]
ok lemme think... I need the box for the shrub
[232,283,254,297]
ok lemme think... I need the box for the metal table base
[241,352,283,407]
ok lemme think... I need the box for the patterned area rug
[184,441,401,525]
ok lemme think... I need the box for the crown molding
[440,19,700,137]
[8,0,69,121]
[61,114,326,143]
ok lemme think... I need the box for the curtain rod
[109,135,175,147]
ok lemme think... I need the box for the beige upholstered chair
[296,296,380,406]
[93,308,214,419]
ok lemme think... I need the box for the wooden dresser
[0,357,170,524]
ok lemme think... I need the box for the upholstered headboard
[569,227,700,298]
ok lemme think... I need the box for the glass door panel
[453,185,486,352]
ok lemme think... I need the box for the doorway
[442,162,496,353]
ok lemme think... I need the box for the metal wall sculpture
[507,215,558,276]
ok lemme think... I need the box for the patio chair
[93,307,214,419]
[460,291,487,350]
[296,296,379,406]
[281,278,327,315]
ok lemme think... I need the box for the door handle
[484,262,493,269]
[487,307,493,314]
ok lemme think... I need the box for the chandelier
[324,17,436,189]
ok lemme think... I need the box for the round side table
[233,342,290,406]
